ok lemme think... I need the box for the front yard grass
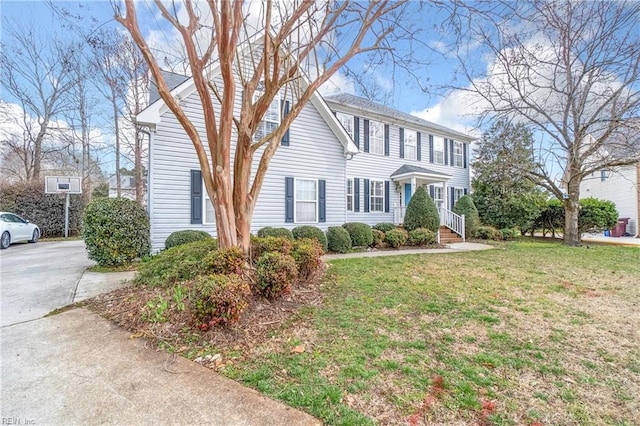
[222,240,639,425]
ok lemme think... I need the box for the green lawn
[222,240,640,425]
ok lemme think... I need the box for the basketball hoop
[44,176,82,238]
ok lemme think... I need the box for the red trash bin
[611,218,630,237]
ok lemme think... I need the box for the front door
[404,183,412,207]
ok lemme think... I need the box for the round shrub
[474,226,503,241]
[371,229,385,247]
[135,239,218,287]
[385,228,408,248]
[205,246,247,275]
[83,197,150,267]
[342,222,374,247]
[192,273,251,328]
[326,226,352,253]
[499,228,517,241]
[408,228,437,246]
[256,226,294,240]
[255,252,299,299]
[292,238,324,280]
[373,222,395,232]
[404,187,440,232]
[165,230,212,249]
[453,195,480,238]
[250,236,293,261]
[292,226,327,252]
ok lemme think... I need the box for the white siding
[580,165,639,236]
[148,84,346,252]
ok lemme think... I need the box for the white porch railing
[394,206,406,225]
[440,208,465,242]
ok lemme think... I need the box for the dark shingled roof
[148,70,190,104]
[390,164,451,178]
[324,93,473,141]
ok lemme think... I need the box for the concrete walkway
[323,242,494,260]
[581,234,640,247]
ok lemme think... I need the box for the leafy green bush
[453,195,480,238]
[408,228,437,246]
[135,239,218,287]
[256,226,294,240]
[385,228,408,248]
[474,226,503,241]
[403,187,440,232]
[83,197,150,267]
[326,226,352,253]
[371,229,385,247]
[292,226,327,251]
[342,222,374,247]
[192,273,251,328]
[250,236,293,261]
[500,228,517,240]
[165,230,212,249]
[255,252,299,299]
[91,182,109,199]
[373,222,395,232]
[0,179,84,237]
[292,238,324,280]
[579,197,618,233]
[205,246,246,275]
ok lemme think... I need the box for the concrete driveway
[0,239,94,327]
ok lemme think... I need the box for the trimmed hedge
[371,229,385,247]
[408,228,437,246]
[250,236,293,260]
[292,225,327,251]
[192,273,251,328]
[256,226,294,240]
[82,197,150,266]
[205,246,246,275]
[292,238,324,280]
[373,222,395,232]
[255,252,299,299]
[404,187,440,232]
[474,226,503,241]
[327,226,352,253]
[0,179,83,237]
[385,228,408,248]
[342,222,374,247]
[165,230,212,249]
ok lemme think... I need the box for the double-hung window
[295,179,317,223]
[336,112,354,141]
[432,185,443,209]
[370,180,384,212]
[346,178,354,212]
[405,130,417,160]
[433,137,445,164]
[454,188,464,203]
[453,141,464,167]
[369,120,384,155]
[203,186,215,224]
[253,91,280,142]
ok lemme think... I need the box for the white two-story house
[137,70,474,251]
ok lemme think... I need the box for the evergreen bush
[250,236,293,261]
[292,225,327,251]
[326,226,352,253]
[371,229,385,247]
[205,246,246,275]
[342,222,374,247]
[372,222,395,232]
[165,230,212,249]
[83,197,150,266]
[474,226,503,241]
[453,195,480,238]
[292,238,324,280]
[408,228,437,246]
[192,273,251,328]
[403,187,440,232]
[255,252,299,299]
[256,226,294,240]
[385,228,408,248]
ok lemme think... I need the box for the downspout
[636,161,640,237]
[345,152,354,224]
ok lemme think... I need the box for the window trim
[433,185,444,208]
[294,178,318,223]
[203,183,215,225]
[433,137,445,164]
[368,120,384,155]
[346,177,354,212]
[404,129,417,161]
[253,90,281,142]
[453,141,464,168]
[369,179,385,212]
[454,187,464,203]
[336,112,354,141]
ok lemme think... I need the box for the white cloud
[318,71,356,96]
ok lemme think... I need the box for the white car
[0,212,40,249]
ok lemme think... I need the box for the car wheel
[1,231,10,249]
[29,229,40,243]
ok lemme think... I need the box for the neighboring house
[108,174,137,200]
[137,72,474,252]
[579,162,640,237]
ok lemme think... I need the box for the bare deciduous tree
[446,0,640,246]
[115,0,413,251]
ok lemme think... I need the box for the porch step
[439,226,463,244]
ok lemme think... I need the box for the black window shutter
[450,139,455,165]
[363,120,370,152]
[464,188,468,195]
[318,180,326,223]
[429,135,434,163]
[463,142,468,168]
[450,187,455,210]
[364,179,370,212]
[354,116,360,150]
[417,132,422,161]
[285,177,294,223]
[191,170,203,224]
[354,178,360,212]
[399,127,405,159]
[384,180,390,213]
[444,138,449,165]
[429,184,435,199]
[281,100,290,146]
[384,124,390,156]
